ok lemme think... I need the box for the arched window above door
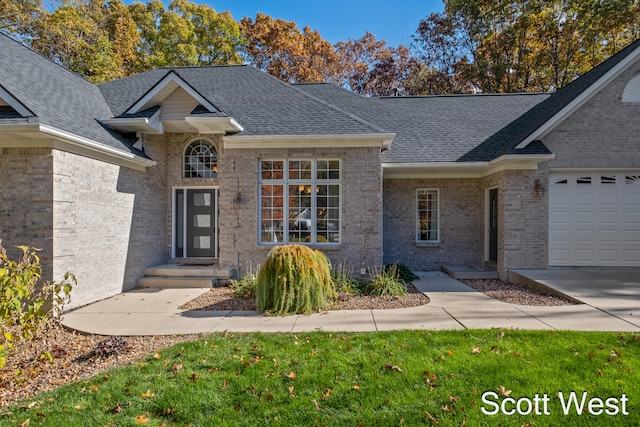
[184,139,218,178]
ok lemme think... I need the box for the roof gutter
[0,123,156,170]
[224,133,395,150]
[382,153,554,179]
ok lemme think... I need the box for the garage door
[549,171,640,266]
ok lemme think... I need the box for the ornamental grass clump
[256,245,335,315]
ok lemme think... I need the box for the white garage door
[549,171,640,266]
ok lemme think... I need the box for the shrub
[256,245,335,315]
[331,262,361,296]
[230,265,259,299]
[0,242,75,368]
[385,262,419,283]
[365,263,407,297]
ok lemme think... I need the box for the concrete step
[144,264,234,279]
[137,264,235,289]
[442,265,499,280]
[137,276,218,289]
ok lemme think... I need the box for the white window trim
[183,138,218,179]
[258,159,342,246]
[416,188,440,243]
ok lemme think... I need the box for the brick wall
[144,133,222,260]
[543,56,640,169]
[218,145,384,276]
[482,167,549,278]
[50,148,167,308]
[0,147,54,280]
[383,178,483,270]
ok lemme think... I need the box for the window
[259,159,340,244]
[416,189,439,242]
[184,139,218,178]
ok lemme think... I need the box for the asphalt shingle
[0,33,145,158]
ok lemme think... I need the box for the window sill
[415,241,442,248]
[258,243,341,251]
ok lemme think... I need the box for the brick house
[1,33,639,309]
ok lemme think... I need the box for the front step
[137,264,235,289]
[441,265,499,280]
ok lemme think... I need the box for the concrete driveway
[511,268,640,327]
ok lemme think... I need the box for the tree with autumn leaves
[2,0,639,93]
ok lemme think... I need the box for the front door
[488,188,498,262]
[174,188,218,258]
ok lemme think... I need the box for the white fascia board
[102,109,164,134]
[516,46,640,149]
[223,133,395,150]
[0,123,156,170]
[382,154,554,179]
[185,116,244,134]
[0,85,35,117]
[125,72,217,115]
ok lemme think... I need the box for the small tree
[0,242,75,368]
[256,245,334,315]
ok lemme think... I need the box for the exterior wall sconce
[533,179,545,197]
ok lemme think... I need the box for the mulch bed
[178,283,430,312]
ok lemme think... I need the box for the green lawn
[5,330,639,426]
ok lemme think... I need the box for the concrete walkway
[61,271,640,336]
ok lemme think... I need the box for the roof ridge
[287,82,390,134]
[0,33,96,86]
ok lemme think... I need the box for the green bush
[256,245,335,315]
[0,242,75,368]
[365,263,407,297]
[385,262,419,283]
[230,265,258,299]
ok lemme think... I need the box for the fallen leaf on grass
[135,414,149,424]
[352,385,360,390]
[313,399,321,411]
[442,405,454,413]
[472,347,481,354]
[21,419,30,427]
[322,389,332,399]
[425,411,439,424]
[171,363,183,371]
[384,364,403,372]
[286,371,297,380]
[141,390,155,398]
[450,395,459,402]
[497,386,511,396]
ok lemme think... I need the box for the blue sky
[209,0,444,47]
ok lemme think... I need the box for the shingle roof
[459,38,640,161]
[294,83,551,163]
[0,33,145,157]
[98,66,385,136]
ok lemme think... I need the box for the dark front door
[488,188,498,262]
[175,188,218,258]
